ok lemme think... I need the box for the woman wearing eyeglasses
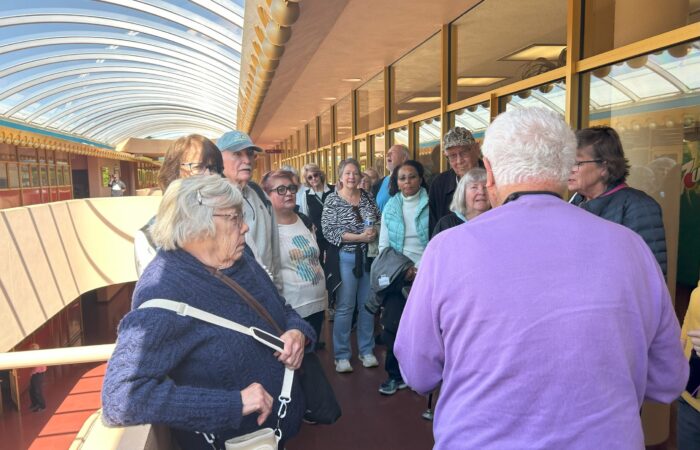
[103,175,315,450]
[568,126,667,276]
[299,163,334,266]
[134,134,224,276]
[263,170,327,346]
[322,158,381,373]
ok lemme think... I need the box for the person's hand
[688,329,700,354]
[362,227,377,243]
[241,383,273,426]
[275,329,305,369]
[405,266,417,282]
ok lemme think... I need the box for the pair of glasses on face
[307,173,320,181]
[212,211,245,228]
[272,184,299,196]
[572,159,603,170]
[446,149,472,162]
[181,162,216,175]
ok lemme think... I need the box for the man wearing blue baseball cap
[217,130,281,290]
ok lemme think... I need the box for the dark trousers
[30,372,45,409]
[304,310,325,344]
[381,291,406,381]
[678,397,700,450]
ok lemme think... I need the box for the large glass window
[40,166,48,186]
[0,164,7,189]
[391,127,410,150]
[583,0,697,58]
[372,133,386,175]
[7,163,19,188]
[392,33,441,123]
[335,96,352,142]
[308,119,318,150]
[416,116,443,182]
[300,126,308,153]
[581,38,700,295]
[20,165,30,187]
[48,164,57,186]
[501,80,566,116]
[357,72,384,134]
[450,101,491,142]
[357,138,368,171]
[452,0,567,102]
[320,109,332,147]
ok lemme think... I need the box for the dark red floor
[0,322,433,450]
[0,363,105,450]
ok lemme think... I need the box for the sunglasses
[271,184,299,195]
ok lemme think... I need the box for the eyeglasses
[212,211,245,228]
[271,184,299,195]
[572,159,603,170]
[181,162,215,175]
[307,173,320,180]
[445,148,473,162]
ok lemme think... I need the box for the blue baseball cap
[216,130,264,153]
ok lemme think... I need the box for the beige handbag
[139,299,295,450]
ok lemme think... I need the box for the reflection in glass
[335,96,352,142]
[392,33,441,122]
[582,38,700,295]
[357,72,384,134]
[502,80,566,116]
[451,102,490,142]
[452,0,567,102]
[391,127,409,149]
[320,109,332,147]
[308,120,318,150]
[357,139,368,171]
[417,116,442,182]
[373,133,386,175]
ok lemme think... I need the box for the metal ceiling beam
[98,117,229,144]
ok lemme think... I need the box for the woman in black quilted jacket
[568,126,667,276]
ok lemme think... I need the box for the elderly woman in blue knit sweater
[102,175,315,450]
[376,160,429,396]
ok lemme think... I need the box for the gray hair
[450,168,487,216]
[302,163,326,187]
[280,164,298,175]
[390,144,410,159]
[481,107,575,186]
[151,175,243,250]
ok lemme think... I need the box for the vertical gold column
[439,23,450,173]
[351,90,358,160]
[407,120,415,160]
[565,0,582,129]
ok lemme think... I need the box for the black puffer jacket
[572,184,667,276]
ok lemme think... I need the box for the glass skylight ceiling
[0,0,244,146]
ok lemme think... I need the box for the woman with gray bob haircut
[103,175,315,450]
[481,107,576,189]
[432,168,491,237]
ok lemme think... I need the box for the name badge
[378,275,390,287]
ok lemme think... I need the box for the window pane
[452,0,567,102]
[0,164,7,189]
[357,72,384,134]
[31,165,40,187]
[357,139,368,171]
[20,165,30,187]
[63,166,72,186]
[335,96,352,142]
[391,127,409,148]
[416,116,442,182]
[300,126,308,153]
[451,101,491,142]
[500,79,566,116]
[392,33,441,122]
[308,119,318,150]
[581,38,700,293]
[7,163,19,188]
[57,166,65,185]
[372,133,386,175]
[320,109,332,147]
[49,164,57,186]
[583,0,697,58]
[40,166,49,186]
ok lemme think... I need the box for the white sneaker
[335,359,353,373]
[359,354,379,368]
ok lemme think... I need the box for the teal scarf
[382,188,429,253]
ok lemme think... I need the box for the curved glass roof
[0,0,244,146]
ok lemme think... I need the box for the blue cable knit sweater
[101,248,315,448]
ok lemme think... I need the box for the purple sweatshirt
[395,194,688,450]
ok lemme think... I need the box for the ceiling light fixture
[341,78,362,82]
[406,96,441,104]
[397,109,416,115]
[322,97,337,101]
[501,44,566,61]
[457,77,506,87]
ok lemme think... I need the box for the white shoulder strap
[138,298,294,430]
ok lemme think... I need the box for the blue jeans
[333,251,374,360]
[678,397,700,450]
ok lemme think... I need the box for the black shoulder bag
[209,268,342,425]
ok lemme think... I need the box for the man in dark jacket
[568,126,667,276]
[428,127,481,233]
